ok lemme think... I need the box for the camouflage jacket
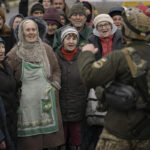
[78,40,150,139]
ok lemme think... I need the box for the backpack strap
[122,47,148,104]
[122,48,137,77]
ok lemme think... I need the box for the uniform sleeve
[78,50,127,88]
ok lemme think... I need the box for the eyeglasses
[97,23,111,29]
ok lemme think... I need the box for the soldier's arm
[78,44,127,88]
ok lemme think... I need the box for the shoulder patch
[92,57,108,69]
[101,57,108,62]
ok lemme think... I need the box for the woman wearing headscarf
[7,19,64,150]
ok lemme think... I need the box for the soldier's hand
[82,44,98,54]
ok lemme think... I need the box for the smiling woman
[6,19,65,150]
[88,13,124,60]
[23,20,38,43]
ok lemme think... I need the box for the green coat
[78,41,150,140]
[52,24,93,51]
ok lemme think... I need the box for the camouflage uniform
[96,129,150,150]
[78,9,150,150]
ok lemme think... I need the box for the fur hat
[93,14,113,28]
[122,9,150,40]
[0,8,5,23]
[61,26,79,42]
[68,2,86,18]
[43,7,62,27]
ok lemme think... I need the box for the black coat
[88,29,124,60]
[0,60,18,146]
[55,48,88,122]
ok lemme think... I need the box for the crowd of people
[0,0,150,150]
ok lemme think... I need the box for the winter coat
[0,60,18,148]
[6,43,65,148]
[55,47,88,122]
[0,97,15,150]
[88,27,124,60]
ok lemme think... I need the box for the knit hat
[30,2,45,15]
[0,8,5,23]
[93,14,113,28]
[43,7,62,27]
[61,26,79,42]
[122,8,150,40]
[109,6,124,17]
[68,2,86,18]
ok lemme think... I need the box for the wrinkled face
[23,21,38,43]
[0,16,4,29]
[42,0,51,10]
[32,10,44,19]
[69,13,86,29]
[47,23,58,35]
[112,15,122,30]
[13,17,23,30]
[60,15,66,26]
[53,0,65,10]
[63,33,78,52]
[97,21,112,38]
[0,43,5,62]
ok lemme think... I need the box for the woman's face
[63,33,78,52]
[0,43,5,62]
[42,0,51,10]
[23,21,38,43]
[97,21,112,38]
[13,17,23,30]
[60,15,66,26]
[112,15,122,30]
[47,23,58,35]
[0,16,4,29]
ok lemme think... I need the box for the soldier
[78,9,150,150]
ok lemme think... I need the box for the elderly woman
[6,19,64,150]
[88,14,124,60]
[55,26,88,150]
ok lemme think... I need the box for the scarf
[61,47,78,61]
[100,34,114,57]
